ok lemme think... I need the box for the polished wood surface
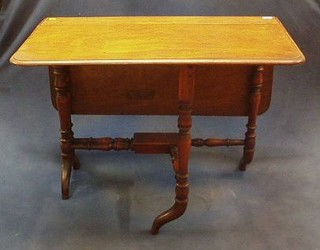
[10,16,305,234]
[10,16,304,65]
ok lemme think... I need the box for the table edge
[10,56,305,66]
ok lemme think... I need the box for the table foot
[151,199,187,235]
[239,157,247,171]
[61,158,72,199]
[151,169,189,234]
[240,147,255,171]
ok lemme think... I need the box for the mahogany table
[10,16,305,234]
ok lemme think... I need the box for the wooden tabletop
[10,16,305,66]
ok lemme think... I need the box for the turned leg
[240,66,263,171]
[151,65,194,234]
[53,66,75,199]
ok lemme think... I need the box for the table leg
[52,66,78,199]
[151,65,194,234]
[240,65,264,171]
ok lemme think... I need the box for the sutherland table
[10,16,305,234]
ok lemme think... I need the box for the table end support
[240,65,263,171]
[52,66,78,199]
[151,65,194,234]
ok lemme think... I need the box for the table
[10,16,305,234]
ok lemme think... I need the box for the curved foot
[239,150,254,171]
[239,158,247,171]
[151,173,189,235]
[61,161,72,200]
[73,155,80,170]
[151,201,187,235]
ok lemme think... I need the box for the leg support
[53,66,77,199]
[240,65,264,171]
[151,65,195,234]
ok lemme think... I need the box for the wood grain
[11,16,305,65]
